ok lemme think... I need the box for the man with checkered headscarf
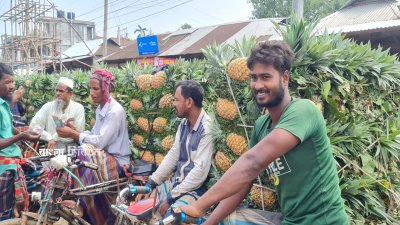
[56,69,131,225]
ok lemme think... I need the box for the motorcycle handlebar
[154,207,205,225]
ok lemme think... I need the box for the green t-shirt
[0,97,21,176]
[250,98,348,225]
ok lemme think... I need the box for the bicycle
[0,152,137,225]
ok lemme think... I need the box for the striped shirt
[150,109,213,200]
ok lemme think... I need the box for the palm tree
[134,25,148,38]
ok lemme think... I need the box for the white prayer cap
[58,77,74,89]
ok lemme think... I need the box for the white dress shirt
[79,98,131,165]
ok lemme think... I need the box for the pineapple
[130,99,143,110]
[311,96,324,112]
[226,133,247,156]
[227,58,250,81]
[161,135,174,151]
[151,71,166,89]
[140,150,154,162]
[132,134,144,147]
[137,117,149,133]
[90,118,96,127]
[316,102,324,112]
[153,117,168,133]
[155,153,164,165]
[135,74,153,91]
[215,151,232,172]
[159,93,174,109]
[216,98,237,120]
[25,79,31,87]
[250,186,276,209]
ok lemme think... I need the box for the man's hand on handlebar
[158,200,171,216]
[179,203,207,221]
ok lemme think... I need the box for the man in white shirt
[56,70,131,166]
[29,77,85,151]
[56,69,131,225]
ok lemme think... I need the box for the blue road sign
[137,35,159,56]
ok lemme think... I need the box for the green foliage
[249,0,347,22]
[16,16,400,223]
[279,15,400,223]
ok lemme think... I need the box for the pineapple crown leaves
[208,111,225,145]
[168,117,182,131]
[201,42,234,70]
[274,14,319,63]
[229,35,257,58]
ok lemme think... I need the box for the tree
[134,25,148,38]
[179,23,192,30]
[249,0,347,22]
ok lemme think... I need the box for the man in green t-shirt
[181,41,348,225]
[0,63,40,220]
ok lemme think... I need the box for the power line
[90,0,171,22]
[187,4,224,23]
[97,0,194,34]
[78,0,122,18]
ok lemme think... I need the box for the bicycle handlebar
[154,207,205,225]
[79,161,98,170]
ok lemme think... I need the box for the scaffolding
[0,0,60,74]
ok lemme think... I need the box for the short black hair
[175,80,204,108]
[0,63,14,80]
[247,40,294,75]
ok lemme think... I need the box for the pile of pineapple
[14,22,400,223]
[202,36,277,209]
[126,69,176,166]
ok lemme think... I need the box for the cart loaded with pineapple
[109,38,280,225]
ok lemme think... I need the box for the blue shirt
[0,97,21,175]
[79,98,131,165]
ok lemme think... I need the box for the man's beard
[56,99,68,112]
[255,84,285,108]
[4,94,12,103]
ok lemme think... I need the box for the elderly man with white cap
[29,77,85,151]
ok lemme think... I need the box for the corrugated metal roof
[62,39,103,59]
[160,26,217,56]
[316,0,400,33]
[106,33,172,61]
[223,19,282,45]
[324,19,400,33]
[104,19,280,61]
[182,22,250,55]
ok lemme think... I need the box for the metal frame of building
[0,0,60,74]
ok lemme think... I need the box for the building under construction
[0,0,96,74]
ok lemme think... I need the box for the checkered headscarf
[90,69,115,103]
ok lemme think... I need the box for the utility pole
[292,0,304,20]
[103,0,108,57]
[117,27,120,46]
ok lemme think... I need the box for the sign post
[137,35,159,56]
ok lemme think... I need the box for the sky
[0,0,254,39]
